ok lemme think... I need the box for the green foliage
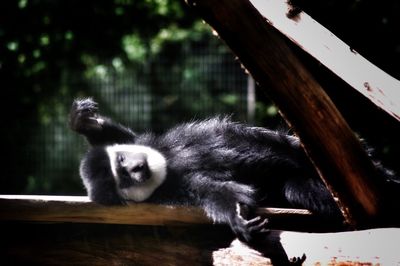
[18,0,28,9]
[123,34,147,62]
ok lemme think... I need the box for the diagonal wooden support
[186,0,390,228]
[251,0,400,122]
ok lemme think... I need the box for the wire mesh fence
[26,36,255,195]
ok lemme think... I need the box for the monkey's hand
[289,254,306,265]
[69,98,102,133]
[231,203,270,243]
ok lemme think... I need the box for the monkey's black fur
[69,98,397,253]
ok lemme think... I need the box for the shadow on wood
[0,222,233,266]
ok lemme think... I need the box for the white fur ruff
[106,144,167,202]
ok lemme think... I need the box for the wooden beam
[0,194,316,223]
[0,195,344,231]
[250,0,400,122]
[186,0,388,228]
[0,195,210,226]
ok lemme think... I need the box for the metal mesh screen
[26,36,254,195]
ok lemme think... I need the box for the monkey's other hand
[231,203,270,243]
[69,98,102,133]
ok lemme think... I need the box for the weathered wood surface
[2,195,334,231]
[186,0,388,229]
[250,0,400,122]
[0,195,210,226]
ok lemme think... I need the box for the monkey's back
[136,117,312,186]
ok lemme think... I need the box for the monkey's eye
[117,154,125,163]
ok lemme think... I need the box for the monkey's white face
[106,144,167,202]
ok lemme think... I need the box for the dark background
[0,0,399,195]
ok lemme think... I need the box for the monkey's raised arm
[69,98,136,146]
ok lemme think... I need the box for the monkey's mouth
[117,168,151,188]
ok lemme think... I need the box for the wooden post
[186,0,388,228]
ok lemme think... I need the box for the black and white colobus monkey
[69,98,396,244]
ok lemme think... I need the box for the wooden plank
[0,195,312,222]
[186,0,388,228]
[0,195,210,225]
[0,195,345,231]
[250,0,400,122]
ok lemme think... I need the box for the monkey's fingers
[245,216,270,235]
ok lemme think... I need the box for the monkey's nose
[129,161,146,173]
